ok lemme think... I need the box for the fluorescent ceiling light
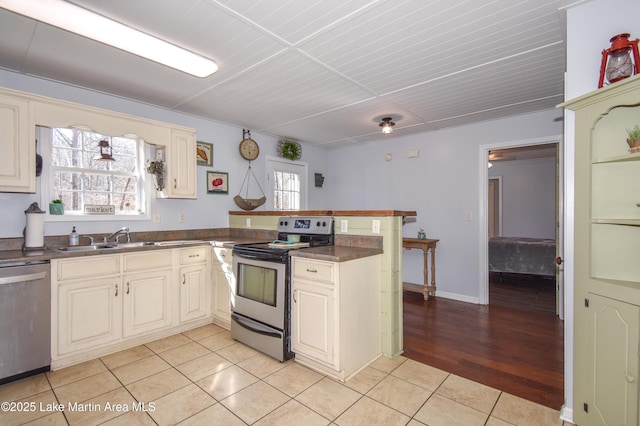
[0,0,218,77]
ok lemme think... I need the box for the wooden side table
[402,238,439,300]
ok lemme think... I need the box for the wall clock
[239,129,259,161]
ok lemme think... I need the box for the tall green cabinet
[561,74,640,426]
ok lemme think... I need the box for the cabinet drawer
[123,250,173,272]
[180,247,208,265]
[56,255,120,281]
[293,258,334,283]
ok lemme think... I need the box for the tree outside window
[49,128,143,215]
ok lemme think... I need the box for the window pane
[49,128,143,216]
[52,171,79,191]
[58,191,82,211]
[110,156,137,173]
[273,170,301,210]
[113,175,137,194]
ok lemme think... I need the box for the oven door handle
[233,252,284,262]
[231,313,282,338]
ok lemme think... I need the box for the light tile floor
[0,324,576,425]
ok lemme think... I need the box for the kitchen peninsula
[229,209,416,359]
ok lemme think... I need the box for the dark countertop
[0,241,382,266]
[0,230,384,266]
[0,240,211,266]
[0,236,265,266]
[229,209,416,217]
[290,245,382,262]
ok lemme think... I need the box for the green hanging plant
[278,139,301,161]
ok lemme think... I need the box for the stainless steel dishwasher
[0,261,51,384]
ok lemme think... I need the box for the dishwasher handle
[0,271,47,286]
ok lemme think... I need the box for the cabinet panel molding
[0,93,35,192]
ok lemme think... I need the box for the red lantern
[598,33,640,88]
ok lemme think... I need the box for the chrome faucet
[80,235,95,246]
[104,227,131,243]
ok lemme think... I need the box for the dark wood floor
[402,274,564,410]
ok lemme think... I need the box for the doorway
[478,138,563,308]
[487,144,559,314]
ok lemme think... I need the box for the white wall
[562,0,640,419]
[325,109,563,300]
[489,157,557,239]
[0,70,330,238]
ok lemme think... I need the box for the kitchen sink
[53,240,206,253]
[152,240,206,246]
[54,243,116,252]
[114,241,157,248]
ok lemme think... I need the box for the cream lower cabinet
[291,255,381,381]
[561,74,640,425]
[178,246,211,323]
[54,255,122,356]
[52,246,211,368]
[122,251,173,338]
[212,245,232,328]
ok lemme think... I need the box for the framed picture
[196,141,213,167]
[207,171,228,194]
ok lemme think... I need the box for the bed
[488,237,556,277]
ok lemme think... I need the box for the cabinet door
[122,269,172,338]
[57,278,121,355]
[585,293,639,426]
[167,129,197,199]
[180,264,210,323]
[0,93,35,193]
[291,281,335,366]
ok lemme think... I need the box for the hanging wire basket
[234,163,266,210]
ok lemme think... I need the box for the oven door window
[237,264,278,306]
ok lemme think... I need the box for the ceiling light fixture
[0,0,218,78]
[379,117,395,134]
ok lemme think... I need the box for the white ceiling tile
[0,0,571,148]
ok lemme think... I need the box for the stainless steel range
[231,216,334,361]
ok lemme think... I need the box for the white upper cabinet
[167,129,197,199]
[0,87,197,198]
[0,92,35,193]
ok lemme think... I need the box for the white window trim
[39,126,152,222]
[265,155,308,211]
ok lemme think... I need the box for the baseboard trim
[432,291,481,304]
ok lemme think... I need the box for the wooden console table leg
[429,246,436,298]
[422,248,429,300]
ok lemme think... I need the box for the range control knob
[322,221,327,227]
[316,221,321,227]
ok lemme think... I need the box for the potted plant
[49,199,64,215]
[626,125,640,153]
[146,160,165,191]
